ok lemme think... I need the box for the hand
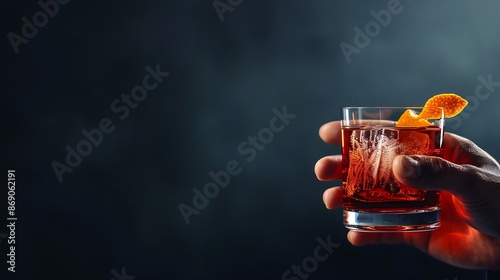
[315,121,500,270]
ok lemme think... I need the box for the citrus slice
[419,93,468,119]
[396,109,432,127]
[396,93,468,127]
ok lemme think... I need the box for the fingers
[315,155,343,181]
[319,121,341,145]
[317,122,343,210]
[323,187,343,209]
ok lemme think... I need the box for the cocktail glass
[341,107,444,231]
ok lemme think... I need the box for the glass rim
[341,106,445,127]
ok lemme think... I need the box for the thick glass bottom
[343,208,440,232]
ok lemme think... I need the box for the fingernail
[401,156,421,180]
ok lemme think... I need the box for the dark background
[2,0,500,279]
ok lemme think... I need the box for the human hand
[315,121,500,270]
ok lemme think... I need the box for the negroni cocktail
[339,94,468,231]
[341,107,444,231]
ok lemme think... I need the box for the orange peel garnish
[419,93,468,119]
[396,109,432,127]
[396,93,468,127]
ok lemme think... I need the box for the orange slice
[419,93,468,119]
[396,93,468,127]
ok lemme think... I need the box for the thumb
[393,155,500,237]
[392,155,486,202]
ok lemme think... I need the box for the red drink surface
[341,125,443,212]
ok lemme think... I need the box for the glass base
[343,208,440,232]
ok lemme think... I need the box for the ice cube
[397,130,430,155]
[347,129,399,192]
[368,129,398,188]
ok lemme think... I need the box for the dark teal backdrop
[2,0,500,279]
